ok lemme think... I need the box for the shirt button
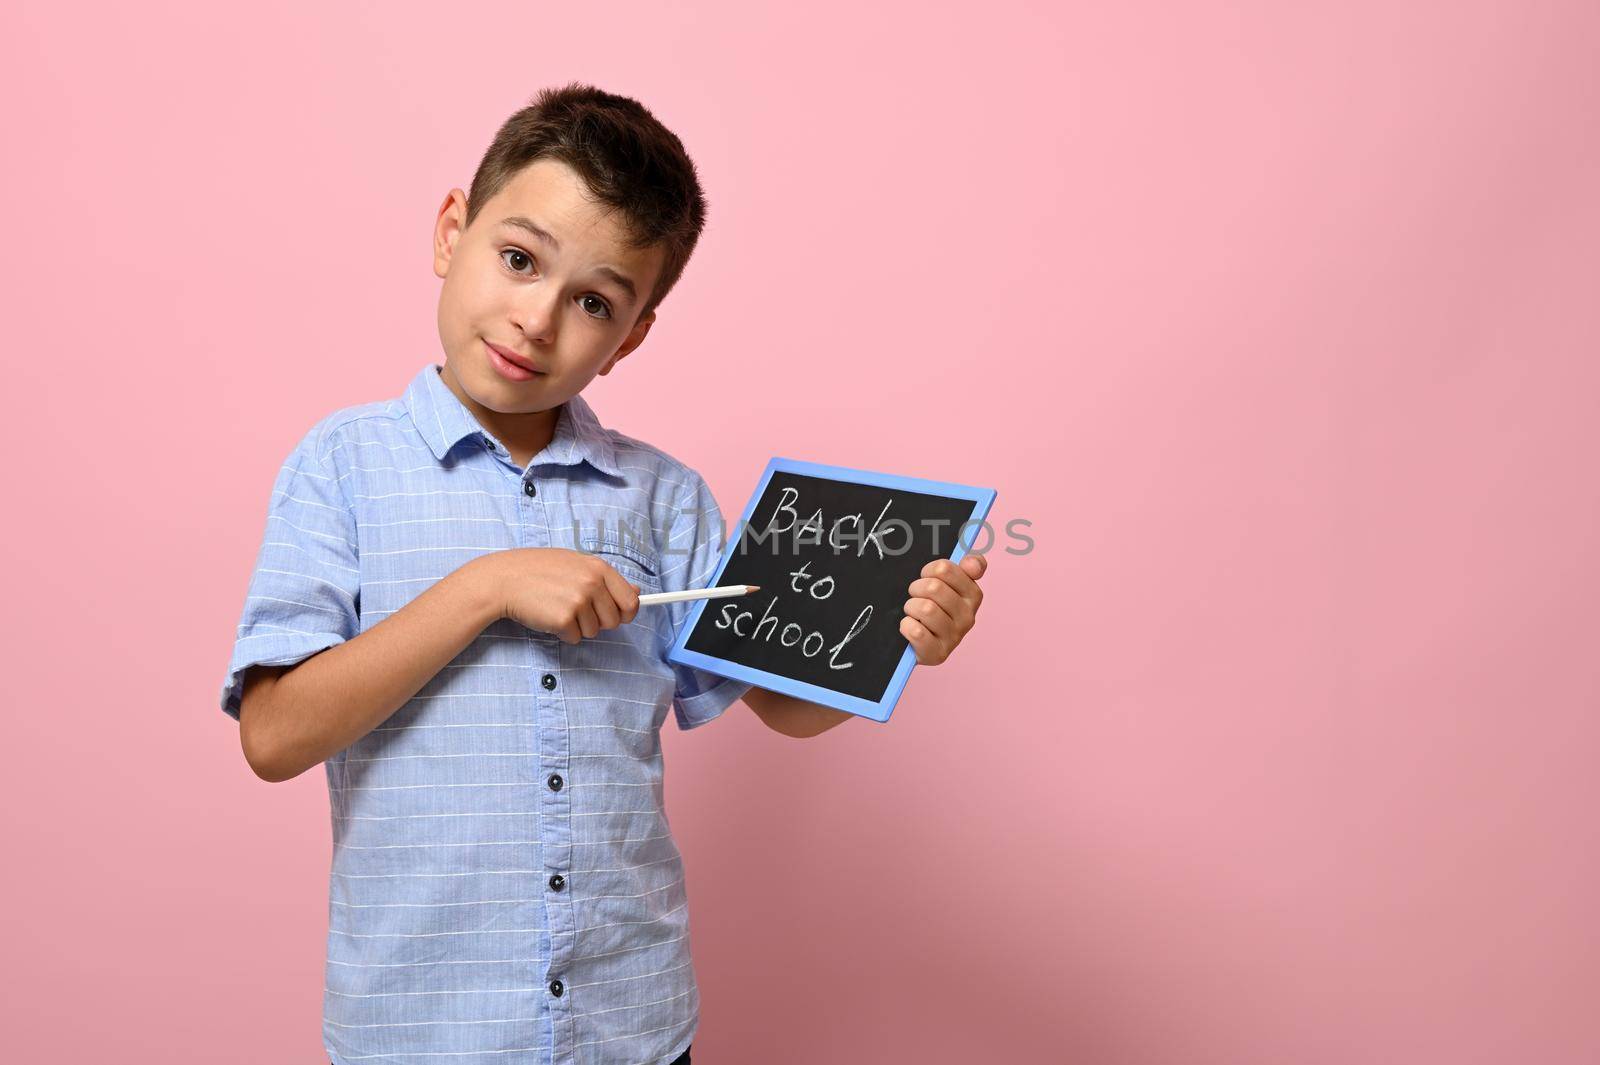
[549,979,564,997]
[548,873,565,892]
[541,673,557,691]
[547,773,563,792]
[524,480,537,497]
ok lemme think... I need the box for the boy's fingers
[899,616,948,665]
[905,579,973,627]
[920,557,983,609]
[575,601,601,640]
[591,591,621,632]
[960,553,987,581]
[599,566,641,626]
[588,568,623,630]
[903,596,957,640]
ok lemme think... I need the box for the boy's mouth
[484,339,546,380]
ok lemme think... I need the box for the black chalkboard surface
[666,458,996,722]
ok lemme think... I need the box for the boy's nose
[509,291,559,345]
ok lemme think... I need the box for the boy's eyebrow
[499,215,561,250]
[497,215,638,304]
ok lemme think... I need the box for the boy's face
[432,158,666,417]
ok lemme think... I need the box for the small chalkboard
[666,458,996,722]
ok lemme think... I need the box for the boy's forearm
[741,686,853,738]
[240,557,502,782]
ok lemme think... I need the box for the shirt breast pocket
[578,535,663,595]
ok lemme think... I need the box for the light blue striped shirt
[221,362,750,1065]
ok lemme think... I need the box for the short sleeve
[219,423,361,722]
[658,468,751,731]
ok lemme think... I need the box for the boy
[221,84,986,1065]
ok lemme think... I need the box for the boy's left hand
[900,553,987,665]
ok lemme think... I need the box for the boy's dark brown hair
[465,83,708,321]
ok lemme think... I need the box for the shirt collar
[405,362,623,478]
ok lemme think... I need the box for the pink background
[5,2,1598,1061]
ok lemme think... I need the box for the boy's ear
[432,189,469,279]
[599,311,656,376]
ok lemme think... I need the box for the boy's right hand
[474,548,642,644]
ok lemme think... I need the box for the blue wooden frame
[666,457,997,723]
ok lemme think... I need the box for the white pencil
[637,584,761,607]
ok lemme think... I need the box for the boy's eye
[500,248,534,274]
[500,248,611,320]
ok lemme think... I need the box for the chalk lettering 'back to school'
[681,471,978,701]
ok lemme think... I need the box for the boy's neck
[438,362,559,467]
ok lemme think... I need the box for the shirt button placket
[518,454,569,1042]
[543,753,571,1040]
[541,664,570,1027]
[522,458,571,1051]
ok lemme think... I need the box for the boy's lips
[484,340,545,376]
